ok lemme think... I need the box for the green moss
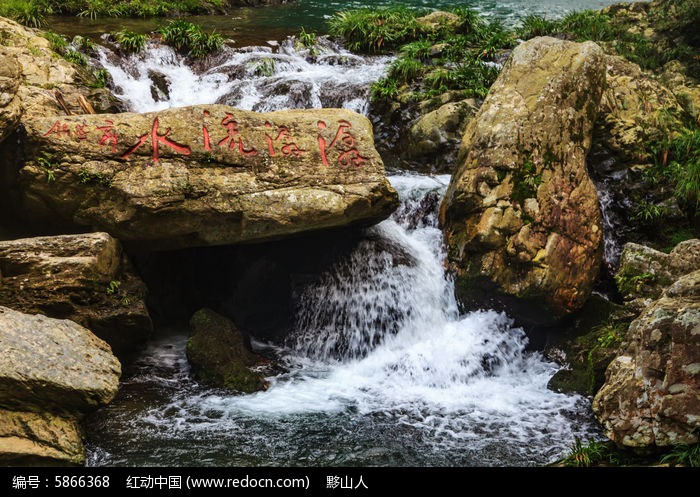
[511,157,542,206]
[614,268,656,295]
[78,168,112,187]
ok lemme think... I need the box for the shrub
[327,7,422,53]
[159,19,224,58]
[115,29,147,53]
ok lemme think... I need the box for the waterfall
[86,173,601,466]
[95,37,391,115]
[85,32,603,467]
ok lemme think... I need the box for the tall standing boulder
[440,37,606,325]
[14,105,399,251]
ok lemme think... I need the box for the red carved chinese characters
[218,113,258,156]
[264,122,305,158]
[121,117,191,162]
[317,119,366,167]
[97,120,119,153]
[74,123,89,141]
[39,111,366,168]
[43,121,71,138]
[202,110,212,151]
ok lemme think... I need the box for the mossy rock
[186,308,270,394]
[546,295,634,396]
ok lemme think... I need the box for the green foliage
[660,443,700,467]
[78,168,112,187]
[370,77,399,100]
[72,35,96,52]
[387,57,426,85]
[327,7,422,53]
[78,0,120,19]
[511,158,542,205]
[631,201,669,223]
[0,0,51,28]
[645,125,700,217]
[42,32,68,53]
[115,29,147,53]
[614,269,655,295]
[563,438,610,467]
[106,280,121,295]
[297,27,317,48]
[89,68,110,88]
[159,19,224,58]
[63,49,88,67]
[399,40,433,61]
[452,6,488,38]
[37,157,55,183]
[105,279,130,306]
[558,10,618,41]
[516,15,558,39]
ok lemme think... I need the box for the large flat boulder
[0,232,153,358]
[440,37,606,325]
[0,306,121,413]
[15,105,399,250]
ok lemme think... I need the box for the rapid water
[81,1,616,466]
[86,174,601,467]
[96,37,390,114]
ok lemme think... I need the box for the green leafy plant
[614,270,655,295]
[91,68,110,88]
[78,168,112,187]
[42,32,68,53]
[660,443,700,467]
[37,157,55,183]
[115,29,147,53]
[298,27,317,48]
[63,49,88,67]
[370,77,399,100]
[106,279,121,295]
[517,15,557,39]
[511,157,542,205]
[249,58,276,77]
[563,438,609,467]
[159,19,224,58]
[2,0,51,28]
[327,7,422,53]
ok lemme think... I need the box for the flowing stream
[77,0,632,466]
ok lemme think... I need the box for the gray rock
[0,306,121,413]
[593,269,700,448]
[0,232,153,358]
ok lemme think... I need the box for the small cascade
[94,37,391,115]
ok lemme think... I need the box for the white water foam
[96,37,391,115]
[96,174,599,465]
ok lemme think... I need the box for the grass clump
[159,19,224,58]
[660,443,700,467]
[327,7,422,54]
[114,29,147,53]
[0,0,52,28]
